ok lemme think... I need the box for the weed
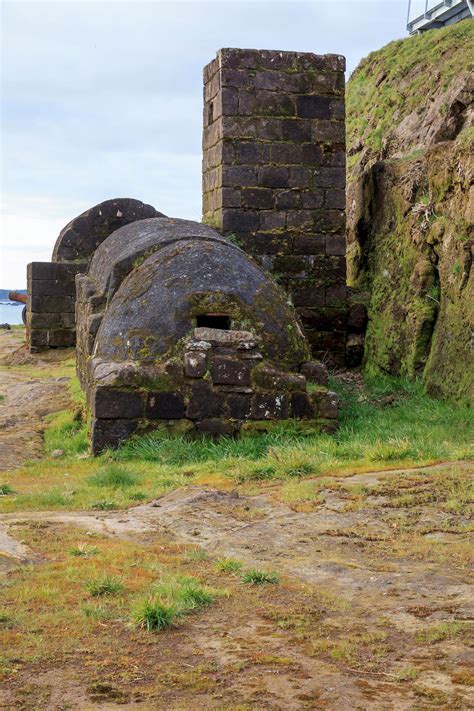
[242,569,279,585]
[86,575,124,597]
[214,558,244,574]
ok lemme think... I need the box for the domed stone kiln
[76,217,338,452]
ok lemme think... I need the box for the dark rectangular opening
[196,313,231,330]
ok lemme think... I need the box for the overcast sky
[1,0,407,288]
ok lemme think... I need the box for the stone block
[275,190,301,210]
[281,119,312,142]
[30,294,75,313]
[292,234,326,255]
[270,143,302,165]
[47,329,76,347]
[259,212,286,230]
[91,418,138,454]
[93,387,144,419]
[187,381,224,420]
[296,95,332,119]
[224,392,251,418]
[146,392,185,420]
[291,391,315,419]
[314,167,345,189]
[300,190,324,209]
[184,351,208,378]
[311,390,338,419]
[250,393,290,419]
[300,360,329,386]
[241,188,274,209]
[258,166,290,188]
[222,210,259,232]
[222,165,257,187]
[211,356,250,386]
[251,363,306,392]
[312,120,345,143]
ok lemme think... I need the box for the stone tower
[202,48,347,363]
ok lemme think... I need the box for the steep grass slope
[346,20,473,402]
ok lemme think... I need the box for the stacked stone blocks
[203,48,347,362]
[27,262,85,350]
[90,327,337,453]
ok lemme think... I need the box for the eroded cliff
[346,20,473,402]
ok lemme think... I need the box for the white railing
[407,0,473,32]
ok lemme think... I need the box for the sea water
[0,302,24,325]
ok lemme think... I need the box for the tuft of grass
[242,569,279,585]
[131,598,176,631]
[91,500,119,511]
[214,558,244,574]
[0,484,15,496]
[87,464,141,489]
[86,574,124,597]
[69,543,99,558]
[131,575,219,633]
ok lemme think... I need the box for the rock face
[346,20,473,402]
[27,198,163,351]
[76,218,338,453]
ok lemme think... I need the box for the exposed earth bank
[346,20,473,402]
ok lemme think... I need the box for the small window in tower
[196,313,230,330]
[208,102,214,125]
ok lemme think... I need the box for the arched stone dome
[93,224,309,369]
[52,198,164,265]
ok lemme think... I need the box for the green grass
[114,374,472,477]
[86,574,125,597]
[87,464,141,489]
[242,569,279,585]
[415,621,467,644]
[131,598,176,631]
[69,543,99,558]
[44,408,88,456]
[0,484,15,496]
[131,575,220,632]
[1,374,471,513]
[214,558,244,574]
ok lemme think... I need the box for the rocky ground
[0,329,472,710]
